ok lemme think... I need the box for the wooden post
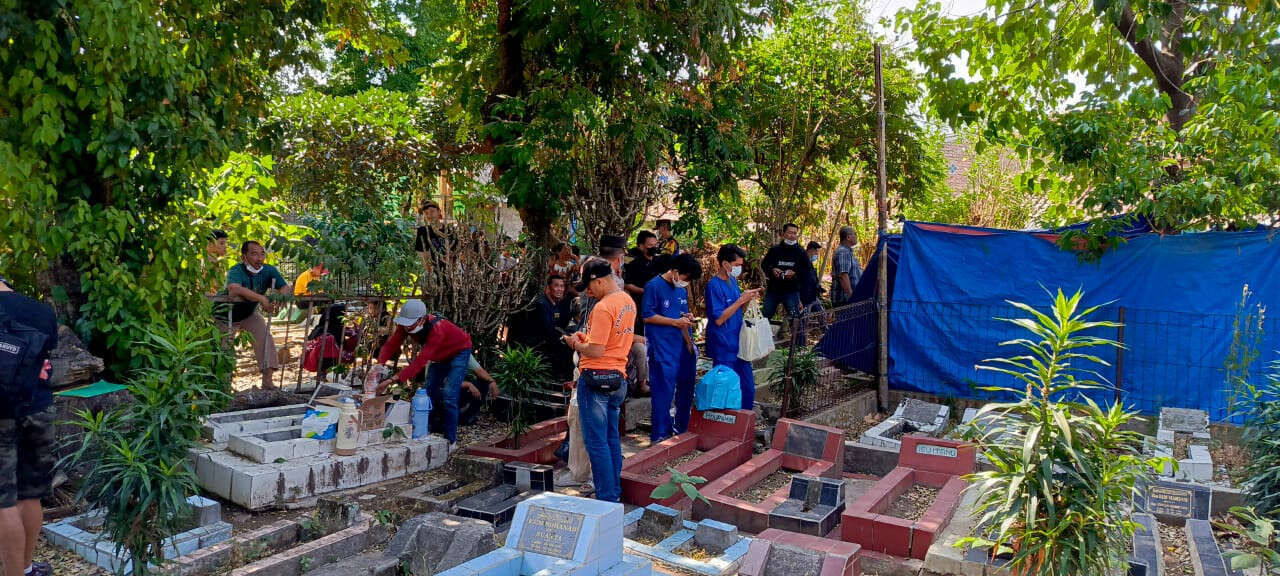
[874,44,890,412]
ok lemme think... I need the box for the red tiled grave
[463,417,567,464]
[694,419,845,534]
[740,528,862,576]
[620,409,757,507]
[841,435,975,560]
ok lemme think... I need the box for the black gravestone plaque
[784,424,829,460]
[1137,480,1210,522]
[516,505,585,560]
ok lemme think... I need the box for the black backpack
[0,303,51,399]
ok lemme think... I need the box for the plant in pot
[493,344,553,448]
[63,317,231,575]
[766,345,820,417]
[956,289,1160,575]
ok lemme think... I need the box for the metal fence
[776,300,878,418]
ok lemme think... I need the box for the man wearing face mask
[705,245,762,410]
[801,241,826,316]
[760,223,814,322]
[375,299,473,452]
[642,254,702,441]
[623,232,660,395]
[214,241,293,389]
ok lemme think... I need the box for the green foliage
[1216,507,1280,574]
[0,0,384,372]
[957,289,1157,575]
[434,0,789,244]
[768,345,820,417]
[902,131,1043,230]
[1232,360,1280,518]
[297,201,422,297]
[1226,285,1267,412]
[258,89,441,212]
[649,468,711,506]
[493,345,553,448]
[65,317,232,575]
[198,152,313,260]
[901,0,1280,236]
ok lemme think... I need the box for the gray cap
[394,299,428,326]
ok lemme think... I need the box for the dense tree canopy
[0,0,386,367]
[902,0,1280,233]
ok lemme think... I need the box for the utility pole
[874,43,890,412]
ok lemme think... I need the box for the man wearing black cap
[0,276,59,576]
[563,259,635,503]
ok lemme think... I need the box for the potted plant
[465,345,568,463]
[956,289,1160,575]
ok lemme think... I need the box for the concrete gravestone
[439,492,652,576]
[768,475,847,537]
[1136,479,1211,523]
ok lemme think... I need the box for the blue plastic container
[411,388,432,439]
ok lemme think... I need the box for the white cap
[394,299,428,326]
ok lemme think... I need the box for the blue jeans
[648,347,699,441]
[578,371,628,503]
[714,357,756,410]
[762,291,800,321]
[425,349,471,443]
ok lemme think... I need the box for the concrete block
[189,495,222,526]
[201,522,234,548]
[637,505,682,541]
[318,498,361,534]
[692,519,738,553]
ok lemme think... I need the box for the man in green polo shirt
[214,241,293,388]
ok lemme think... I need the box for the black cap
[576,259,615,292]
[599,234,626,250]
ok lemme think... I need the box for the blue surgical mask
[729,265,743,278]
[810,255,819,264]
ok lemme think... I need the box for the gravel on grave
[730,469,792,504]
[1158,521,1195,575]
[844,412,886,441]
[644,450,706,479]
[34,534,107,576]
[1173,432,1191,461]
[884,484,939,521]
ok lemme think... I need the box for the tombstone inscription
[1137,480,1211,522]
[515,505,585,560]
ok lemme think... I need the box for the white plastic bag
[738,300,775,362]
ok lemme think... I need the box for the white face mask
[674,279,689,289]
[784,239,797,246]
[409,320,426,334]
[810,255,819,264]
[729,265,743,278]
[245,263,264,274]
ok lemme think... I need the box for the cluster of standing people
[537,221,861,503]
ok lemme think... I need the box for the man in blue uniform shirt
[704,245,762,410]
[642,253,702,441]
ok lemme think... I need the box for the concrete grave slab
[621,410,756,507]
[841,435,975,560]
[439,493,652,576]
[622,506,749,576]
[861,399,950,451]
[694,419,845,534]
[1136,479,1212,523]
[455,461,554,528]
[44,495,232,574]
[739,529,861,576]
[386,512,497,575]
[463,416,568,464]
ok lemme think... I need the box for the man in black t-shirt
[0,276,58,576]
[414,201,458,276]
[623,231,661,395]
[760,222,814,321]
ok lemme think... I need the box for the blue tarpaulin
[887,221,1280,421]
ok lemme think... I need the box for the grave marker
[915,444,958,458]
[516,505,585,560]
[703,411,737,425]
[784,423,830,460]
[1136,480,1211,523]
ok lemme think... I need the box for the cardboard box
[358,395,390,431]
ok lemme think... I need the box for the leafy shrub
[493,345,552,448]
[1216,506,1280,574]
[64,317,232,575]
[767,345,819,417]
[650,468,710,506]
[958,289,1157,575]
[1233,360,1280,519]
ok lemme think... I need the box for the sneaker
[27,562,53,576]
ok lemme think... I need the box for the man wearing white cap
[375,299,473,450]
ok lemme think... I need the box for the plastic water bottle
[411,388,432,439]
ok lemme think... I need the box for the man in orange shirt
[562,259,635,502]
